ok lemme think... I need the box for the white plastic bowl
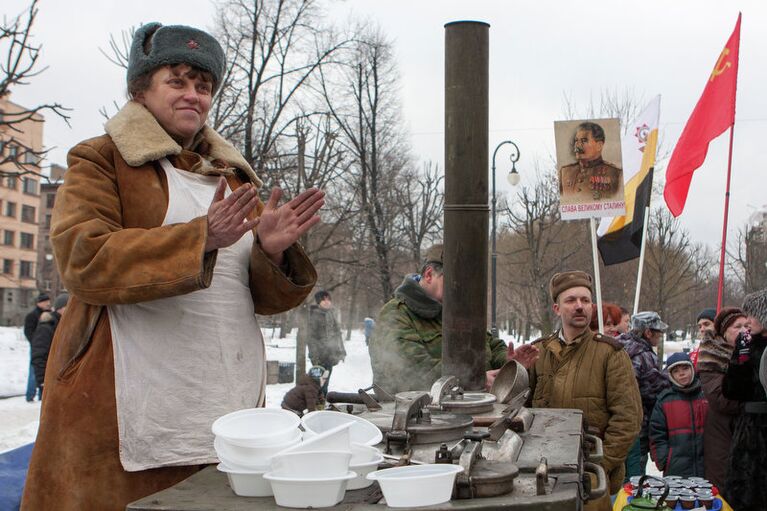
[212,408,300,447]
[348,444,384,490]
[280,422,352,454]
[214,434,300,471]
[366,464,464,507]
[270,450,352,478]
[217,463,273,497]
[301,411,383,446]
[264,471,356,508]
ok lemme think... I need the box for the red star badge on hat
[187,39,200,49]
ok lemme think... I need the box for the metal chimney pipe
[442,21,490,391]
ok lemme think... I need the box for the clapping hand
[257,187,325,265]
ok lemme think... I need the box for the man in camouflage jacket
[617,311,670,478]
[369,245,508,395]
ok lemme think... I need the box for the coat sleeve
[601,349,643,472]
[699,371,741,414]
[247,238,316,315]
[23,311,38,342]
[485,333,508,370]
[51,141,217,305]
[722,351,756,402]
[648,397,669,472]
[636,351,671,413]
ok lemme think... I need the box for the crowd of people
[17,18,765,511]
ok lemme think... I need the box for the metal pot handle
[583,461,607,501]
[584,433,603,463]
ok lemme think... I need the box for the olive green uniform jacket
[529,328,642,494]
[370,276,507,395]
[21,102,317,511]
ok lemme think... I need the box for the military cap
[423,244,443,266]
[631,311,668,332]
[127,22,225,91]
[549,271,593,302]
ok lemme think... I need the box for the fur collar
[104,101,262,186]
[698,333,733,374]
[395,276,442,320]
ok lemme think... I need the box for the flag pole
[590,217,604,331]
[716,125,736,313]
[633,205,651,315]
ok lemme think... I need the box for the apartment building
[36,164,65,297]
[0,95,45,325]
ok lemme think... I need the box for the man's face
[671,365,693,387]
[420,266,444,303]
[644,329,664,347]
[573,129,604,162]
[697,318,714,338]
[747,315,764,335]
[319,297,332,310]
[617,313,630,334]
[38,299,51,310]
[553,287,592,331]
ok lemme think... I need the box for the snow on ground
[0,323,693,456]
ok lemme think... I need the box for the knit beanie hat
[714,307,746,337]
[127,23,225,90]
[742,289,767,330]
[696,308,717,323]
[665,352,694,387]
[35,293,50,304]
[53,292,69,311]
[314,290,330,304]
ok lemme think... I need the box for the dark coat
[722,332,767,511]
[282,374,322,414]
[30,311,61,386]
[697,334,741,493]
[307,305,345,369]
[618,332,670,436]
[649,376,708,477]
[23,306,46,342]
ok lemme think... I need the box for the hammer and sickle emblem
[709,48,731,82]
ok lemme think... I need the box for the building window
[5,202,16,218]
[21,205,36,223]
[3,230,13,246]
[20,261,33,278]
[5,176,17,189]
[46,193,55,209]
[0,140,5,154]
[22,177,37,195]
[2,259,12,275]
[24,151,38,165]
[20,232,34,249]
[8,145,18,161]
[45,214,51,228]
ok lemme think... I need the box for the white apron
[108,158,265,471]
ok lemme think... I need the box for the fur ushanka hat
[742,289,767,330]
[127,22,225,91]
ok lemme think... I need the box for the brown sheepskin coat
[21,102,317,511]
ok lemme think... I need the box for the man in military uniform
[369,245,521,395]
[559,122,622,203]
[528,271,642,511]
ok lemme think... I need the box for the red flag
[663,14,741,217]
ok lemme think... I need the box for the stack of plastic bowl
[264,450,356,508]
[212,408,302,497]
[348,443,385,490]
[366,464,464,507]
[301,410,383,446]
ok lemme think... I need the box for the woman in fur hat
[697,307,747,497]
[722,290,767,511]
[22,23,322,511]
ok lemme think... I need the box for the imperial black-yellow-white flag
[597,96,660,265]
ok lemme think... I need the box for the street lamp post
[491,140,521,338]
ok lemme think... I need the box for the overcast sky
[5,0,766,247]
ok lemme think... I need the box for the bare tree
[499,168,589,333]
[727,221,767,295]
[318,26,410,299]
[394,160,444,269]
[1,0,70,177]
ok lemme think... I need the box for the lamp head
[507,166,520,186]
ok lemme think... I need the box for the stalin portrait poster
[554,118,626,220]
